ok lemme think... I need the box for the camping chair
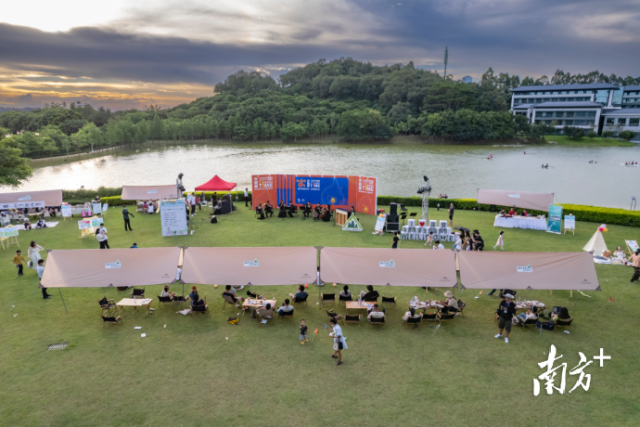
[190,296,208,316]
[456,299,466,318]
[437,311,456,323]
[498,289,517,299]
[421,311,438,324]
[293,295,308,308]
[278,309,295,322]
[256,307,275,326]
[326,309,344,325]
[554,318,573,331]
[246,290,265,300]
[519,317,539,330]
[129,288,145,299]
[321,293,336,306]
[345,314,361,326]
[102,313,123,328]
[99,296,117,315]
[338,294,352,307]
[369,316,386,327]
[222,294,239,312]
[381,296,396,309]
[157,295,174,307]
[403,315,422,328]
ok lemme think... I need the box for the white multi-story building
[510,83,639,136]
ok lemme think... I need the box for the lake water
[5,142,640,209]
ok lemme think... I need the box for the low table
[408,301,444,311]
[116,298,153,315]
[515,300,546,312]
[494,215,547,231]
[345,301,378,312]
[243,299,276,315]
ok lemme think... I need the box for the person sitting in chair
[213,199,223,215]
[402,307,421,321]
[514,306,538,324]
[287,201,295,218]
[223,285,244,306]
[160,285,176,300]
[189,285,203,306]
[339,285,352,299]
[367,304,385,322]
[256,203,266,220]
[256,303,274,320]
[360,285,380,302]
[439,291,459,313]
[322,207,331,222]
[551,307,572,323]
[303,202,312,219]
[289,285,308,302]
[265,201,274,218]
[278,299,295,316]
[313,204,321,221]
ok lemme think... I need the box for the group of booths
[41,246,599,325]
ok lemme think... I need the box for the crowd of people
[255,201,334,222]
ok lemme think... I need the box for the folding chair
[519,317,539,330]
[157,295,174,308]
[325,309,344,325]
[381,296,396,309]
[98,296,117,315]
[403,315,422,328]
[190,296,208,316]
[338,294,352,307]
[321,293,336,306]
[129,288,145,299]
[102,313,123,328]
[278,309,295,322]
[369,316,386,327]
[256,308,275,326]
[246,290,265,300]
[222,295,239,312]
[345,314,361,326]
[293,295,308,308]
[437,311,456,323]
[421,311,438,324]
[554,318,573,331]
[456,299,466,318]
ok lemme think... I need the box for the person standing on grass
[299,319,308,345]
[330,318,346,365]
[13,250,26,276]
[190,193,197,215]
[493,231,504,250]
[630,249,640,282]
[122,205,134,231]
[37,259,51,299]
[244,187,250,207]
[425,231,434,247]
[28,240,44,270]
[495,293,516,343]
[448,203,455,227]
[99,224,110,249]
[392,231,399,249]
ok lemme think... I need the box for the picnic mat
[16,222,59,230]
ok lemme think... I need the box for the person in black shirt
[299,319,308,344]
[448,203,455,227]
[287,201,295,218]
[495,294,516,343]
[472,230,484,251]
[303,202,312,219]
[360,285,380,302]
[265,201,274,218]
[122,205,135,231]
[392,232,399,249]
[278,202,287,219]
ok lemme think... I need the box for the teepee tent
[583,229,608,256]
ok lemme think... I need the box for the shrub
[602,131,615,138]
[618,130,636,141]
[563,126,585,140]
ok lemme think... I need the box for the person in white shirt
[160,285,176,299]
[330,318,347,366]
[37,259,51,299]
[148,203,154,214]
[176,267,182,282]
[433,240,445,250]
[367,304,386,322]
[493,231,504,250]
[98,224,110,249]
[454,234,462,251]
[28,240,44,269]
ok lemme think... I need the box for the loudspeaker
[386,214,399,223]
[390,203,398,216]
[386,222,400,232]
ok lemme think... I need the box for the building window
[618,118,627,125]
[551,98,558,102]
[595,89,610,104]
[576,111,587,117]
[586,111,596,117]
[564,120,573,126]
[566,112,575,117]
[555,112,564,118]
[606,118,615,125]
[630,118,639,127]
[543,98,550,102]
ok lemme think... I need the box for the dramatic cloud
[0,0,638,109]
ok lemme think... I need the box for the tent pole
[571,290,580,312]
[59,289,68,313]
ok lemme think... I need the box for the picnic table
[116,298,154,315]
[243,299,276,315]
[515,300,546,312]
[408,300,444,312]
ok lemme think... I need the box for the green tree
[149,113,167,140]
[618,130,636,141]
[0,140,32,186]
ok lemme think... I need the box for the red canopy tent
[194,175,237,191]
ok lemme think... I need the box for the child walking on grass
[493,231,504,250]
[300,319,308,344]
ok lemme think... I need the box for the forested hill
[2,58,640,164]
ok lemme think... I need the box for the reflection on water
[4,143,640,209]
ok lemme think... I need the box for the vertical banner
[61,205,72,218]
[251,175,277,209]
[349,175,377,215]
[547,204,563,234]
[160,199,188,236]
[564,215,575,230]
[92,202,102,214]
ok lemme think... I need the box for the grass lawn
[2,205,639,427]
[544,135,636,147]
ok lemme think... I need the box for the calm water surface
[5,143,640,209]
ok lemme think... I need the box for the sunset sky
[1,0,638,110]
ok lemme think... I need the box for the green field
[2,205,639,427]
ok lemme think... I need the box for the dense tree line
[2,58,639,175]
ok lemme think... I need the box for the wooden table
[408,301,444,312]
[116,298,153,315]
[345,301,378,312]
[243,299,276,315]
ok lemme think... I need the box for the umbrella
[454,227,470,233]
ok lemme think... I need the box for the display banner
[78,220,91,230]
[251,174,377,214]
[0,227,19,237]
[90,218,103,227]
[547,204,563,234]
[61,205,72,217]
[92,202,102,214]
[374,214,386,232]
[0,201,45,209]
[160,199,188,236]
[564,215,575,230]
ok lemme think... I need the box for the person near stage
[313,204,321,221]
[495,293,516,343]
[256,203,266,220]
[629,249,640,282]
[448,203,455,227]
[287,201,295,218]
[37,259,52,299]
[265,201,274,218]
[277,202,287,219]
[28,240,44,270]
[392,232,399,249]
[303,202,312,219]
[122,205,135,231]
[13,250,26,276]
[244,188,250,207]
[322,207,331,222]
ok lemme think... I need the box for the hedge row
[61,188,640,227]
